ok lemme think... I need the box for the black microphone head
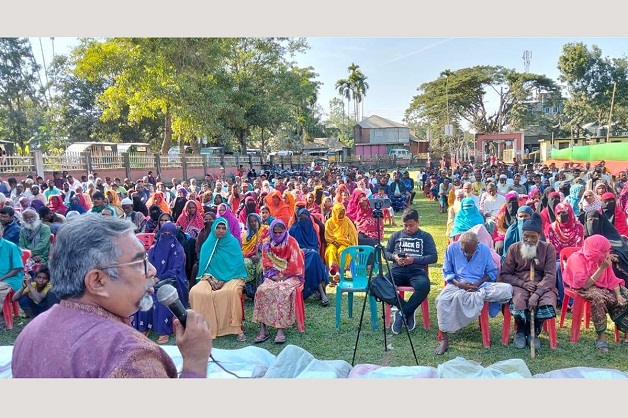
[156,284,179,306]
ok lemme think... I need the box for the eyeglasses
[99,254,149,276]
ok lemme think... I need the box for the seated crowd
[3,158,628,356]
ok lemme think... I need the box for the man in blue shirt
[434,231,513,355]
[385,208,438,334]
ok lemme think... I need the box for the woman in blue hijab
[502,205,534,259]
[132,221,187,344]
[449,197,485,238]
[289,208,330,305]
[189,217,248,342]
[65,196,86,215]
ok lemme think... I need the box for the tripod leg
[351,253,377,366]
[380,247,420,366]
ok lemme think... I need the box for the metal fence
[186,156,203,168]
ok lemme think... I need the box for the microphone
[156,284,187,328]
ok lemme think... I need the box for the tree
[405,65,560,135]
[0,37,46,154]
[323,97,354,147]
[336,63,369,122]
[558,42,628,137]
[335,78,351,123]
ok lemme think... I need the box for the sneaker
[513,333,527,349]
[391,310,403,335]
[405,311,416,332]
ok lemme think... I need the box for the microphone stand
[351,205,419,366]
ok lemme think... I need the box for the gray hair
[459,231,479,246]
[49,213,134,299]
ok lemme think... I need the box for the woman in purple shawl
[132,221,188,344]
[217,203,242,245]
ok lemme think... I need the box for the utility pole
[606,81,617,143]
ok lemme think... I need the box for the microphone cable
[209,354,248,379]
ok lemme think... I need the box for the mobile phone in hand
[398,252,407,258]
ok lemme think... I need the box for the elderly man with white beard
[18,208,52,268]
[500,212,558,350]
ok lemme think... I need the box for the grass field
[3,170,628,375]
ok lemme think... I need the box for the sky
[29,37,628,124]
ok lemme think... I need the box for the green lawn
[3,171,628,375]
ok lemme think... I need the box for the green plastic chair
[335,245,379,330]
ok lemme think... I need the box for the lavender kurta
[12,300,188,378]
[499,241,558,310]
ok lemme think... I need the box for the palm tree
[352,72,369,121]
[347,63,369,121]
[335,78,351,123]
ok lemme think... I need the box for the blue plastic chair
[335,245,379,330]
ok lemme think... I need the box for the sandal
[157,335,170,344]
[595,339,610,352]
[274,334,286,344]
[321,297,330,307]
[236,332,247,342]
[254,333,270,344]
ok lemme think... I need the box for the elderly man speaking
[12,214,212,378]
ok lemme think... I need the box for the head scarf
[148,221,187,296]
[563,234,624,290]
[324,202,358,247]
[147,191,170,214]
[30,199,45,211]
[450,197,484,237]
[263,189,291,225]
[496,192,519,233]
[263,219,304,281]
[335,184,349,205]
[48,195,68,215]
[544,191,561,223]
[131,194,147,215]
[241,212,270,258]
[282,190,296,218]
[547,202,584,253]
[536,186,555,213]
[217,203,241,244]
[305,191,321,214]
[171,196,187,221]
[580,190,601,214]
[345,189,366,222]
[504,205,534,252]
[148,204,162,222]
[600,192,618,223]
[563,183,583,216]
[105,190,121,208]
[289,208,319,251]
[66,196,86,215]
[176,200,205,238]
[197,218,247,282]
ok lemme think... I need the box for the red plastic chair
[435,277,512,348]
[437,300,492,348]
[2,289,20,330]
[136,233,155,251]
[559,246,620,343]
[382,208,393,225]
[501,304,558,349]
[384,265,431,330]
